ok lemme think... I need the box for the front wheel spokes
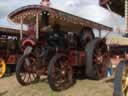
[25,56,37,72]
[27,73,31,83]
[20,72,38,84]
[25,57,38,83]
[22,73,27,82]
[21,56,39,84]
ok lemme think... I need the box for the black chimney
[41,11,49,26]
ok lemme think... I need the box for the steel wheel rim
[122,64,128,96]
[0,59,6,78]
[93,41,108,78]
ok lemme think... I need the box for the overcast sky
[0,0,124,33]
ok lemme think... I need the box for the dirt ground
[0,75,113,96]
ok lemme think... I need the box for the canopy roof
[0,26,25,36]
[8,5,112,32]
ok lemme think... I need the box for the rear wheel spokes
[93,43,108,79]
[94,49,105,64]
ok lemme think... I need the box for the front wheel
[114,60,128,96]
[16,55,40,86]
[48,54,75,91]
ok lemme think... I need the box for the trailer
[0,27,22,78]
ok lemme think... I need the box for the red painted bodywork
[22,39,36,48]
[7,55,16,64]
[68,49,86,66]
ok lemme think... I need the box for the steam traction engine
[8,5,112,91]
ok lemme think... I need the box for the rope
[106,4,121,33]
[125,0,128,33]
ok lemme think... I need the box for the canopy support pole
[99,29,101,38]
[36,13,39,40]
[106,4,120,33]
[20,17,23,40]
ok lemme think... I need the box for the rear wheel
[0,59,6,78]
[114,60,128,96]
[16,55,40,86]
[85,39,109,80]
[48,54,75,91]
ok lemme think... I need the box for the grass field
[0,75,113,96]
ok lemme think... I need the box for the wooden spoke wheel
[85,39,109,80]
[0,59,6,78]
[48,54,74,91]
[114,61,128,96]
[16,55,40,86]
